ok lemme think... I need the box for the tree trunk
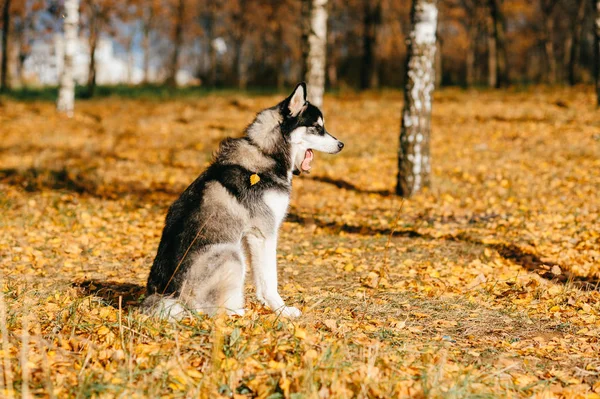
[488,0,509,87]
[87,17,98,97]
[396,0,438,197]
[543,16,557,84]
[361,0,380,90]
[16,24,26,86]
[302,0,328,108]
[596,0,600,106]
[326,32,338,89]
[209,38,217,87]
[568,0,586,85]
[237,40,248,90]
[142,8,153,84]
[167,0,185,87]
[126,34,134,84]
[466,19,477,86]
[1,0,11,93]
[435,37,442,86]
[200,6,216,87]
[487,13,497,88]
[57,0,79,117]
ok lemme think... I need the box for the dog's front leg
[245,234,301,318]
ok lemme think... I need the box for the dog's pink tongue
[301,149,314,172]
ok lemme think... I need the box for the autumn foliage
[0,88,598,397]
[0,0,598,90]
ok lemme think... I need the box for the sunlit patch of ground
[0,87,598,398]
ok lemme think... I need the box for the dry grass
[0,87,599,398]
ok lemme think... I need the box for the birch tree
[302,0,328,108]
[396,0,438,197]
[57,0,80,116]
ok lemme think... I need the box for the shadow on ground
[4,166,598,292]
[0,167,183,202]
[288,212,600,291]
[75,279,145,309]
[310,175,393,196]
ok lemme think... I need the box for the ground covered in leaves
[0,87,599,398]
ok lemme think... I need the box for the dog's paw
[227,308,246,317]
[277,306,301,318]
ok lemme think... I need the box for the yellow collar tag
[250,174,260,186]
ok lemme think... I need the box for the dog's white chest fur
[263,190,289,228]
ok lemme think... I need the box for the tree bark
[276,25,285,90]
[57,0,79,116]
[86,4,99,97]
[396,0,438,197]
[16,21,26,86]
[166,0,185,87]
[208,38,217,87]
[435,36,442,86]
[1,0,11,93]
[543,15,557,84]
[200,3,216,87]
[466,20,477,87]
[142,7,153,84]
[361,0,381,90]
[594,0,600,107]
[302,0,328,108]
[488,0,509,87]
[326,31,338,89]
[487,13,497,88]
[236,40,248,90]
[540,0,558,84]
[568,0,586,85]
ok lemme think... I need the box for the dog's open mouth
[301,149,314,172]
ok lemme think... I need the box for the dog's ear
[285,82,307,117]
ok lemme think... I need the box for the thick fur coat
[144,83,343,319]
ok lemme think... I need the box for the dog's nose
[338,142,344,150]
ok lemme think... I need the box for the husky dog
[144,83,344,319]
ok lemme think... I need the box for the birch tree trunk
[396,0,438,197]
[57,0,79,116]
[302,0,328,108]
[1,0,11,93]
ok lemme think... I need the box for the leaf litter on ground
[0,87,599,398]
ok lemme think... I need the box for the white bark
[397,0,438,197]
[304,0,328,108]
[57,0,80,117]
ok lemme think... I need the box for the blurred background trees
[0,0,598,91]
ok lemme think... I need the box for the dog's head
[279,83,344,174]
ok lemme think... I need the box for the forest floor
[0,87,599,398]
